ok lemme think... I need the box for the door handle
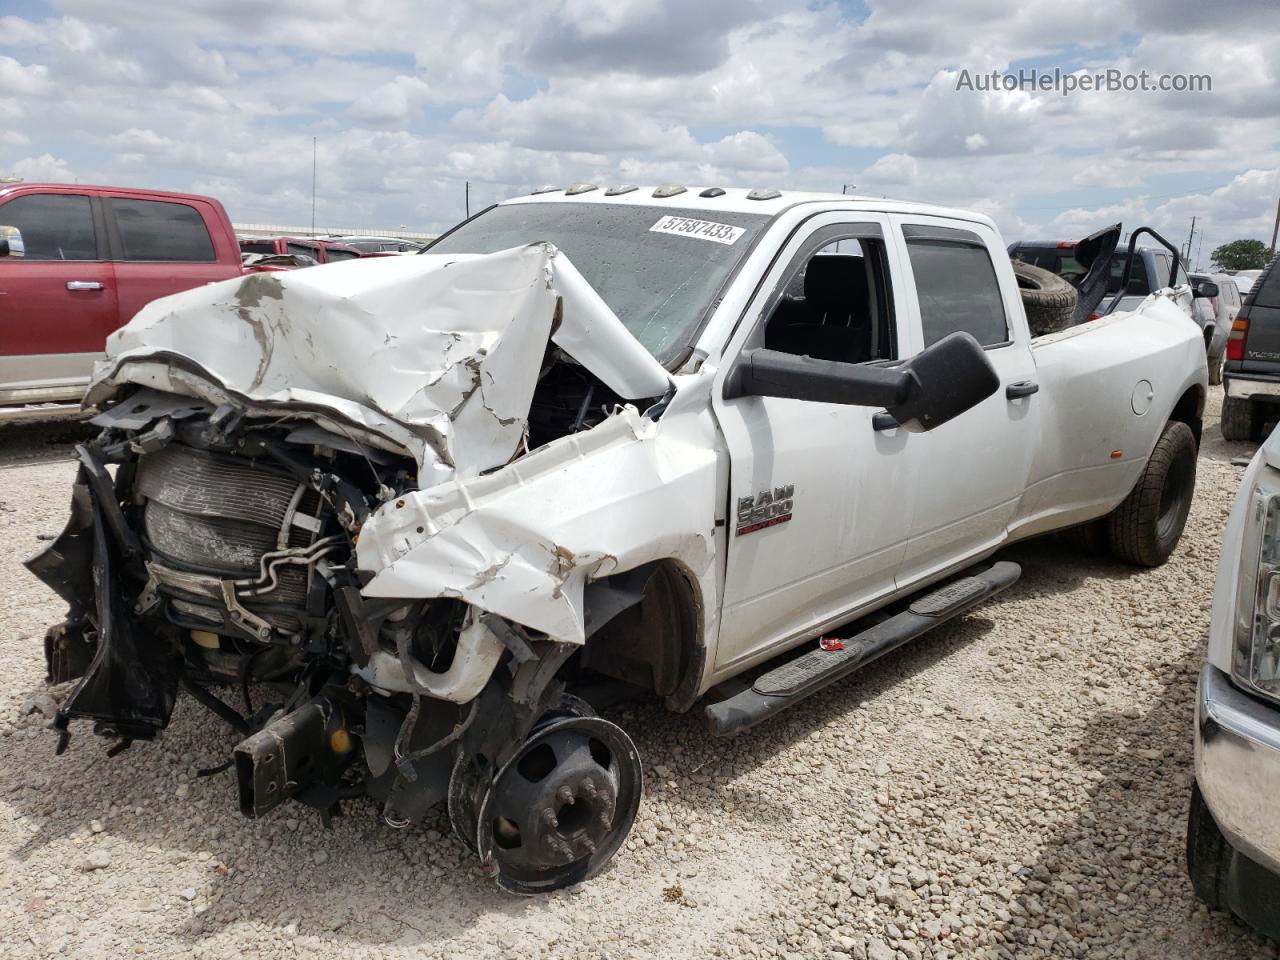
[1006,380,1039,399]
[66,281,104,291]
[872,411,898,431]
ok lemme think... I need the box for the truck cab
[0,182,243,421]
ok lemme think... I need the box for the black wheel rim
[472,716,642,894]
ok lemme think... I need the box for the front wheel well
[578,559,704,712]
[1169,383,1205,448]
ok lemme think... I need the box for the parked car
[1191,272,1243,385]
[237,236,366,264]
[1233,267,1264,296]
[1188,421,1280,940]
[240,252,318,270]
[1220,256,1280,440]
[0,182,246,422]
[321,234,426,254]
[28,186,1206,893]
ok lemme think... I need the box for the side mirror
[0,225,23,258]
[1193,280,1219,299]
[726,331,999,432]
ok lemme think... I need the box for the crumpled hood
[87,242,671,485]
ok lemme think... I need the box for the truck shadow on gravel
[0,420,91,469]
[997,642,1277,960]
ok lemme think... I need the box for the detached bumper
[1195,664,1280,938]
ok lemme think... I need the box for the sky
[0,0,1278,268]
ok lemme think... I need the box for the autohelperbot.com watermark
[955,67,1211,96]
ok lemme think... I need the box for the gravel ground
[0,393,1276,960]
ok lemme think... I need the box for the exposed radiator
[136,445,324,631]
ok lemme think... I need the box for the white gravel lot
[0,392,1276,960]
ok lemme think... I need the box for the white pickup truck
[27,186,1206,892]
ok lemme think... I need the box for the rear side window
[324,247,359,261]
[111,198,215,262]
[0,193,97,260]
[905,236,1009,347]
[1255,262,1280,309]
[1010,247,1085,283]
[1108,255,1150,294]
[239,241,274,255]
[287,242,318,259]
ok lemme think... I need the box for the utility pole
[842,184,855,195]
[1196,231,1205,272]
[1184,216,1196,266]
[1270,192,1280,256]
[465,181,470,219]
[310,137,317,235]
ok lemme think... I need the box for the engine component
[134,443,332,637]
[235,696,355,817]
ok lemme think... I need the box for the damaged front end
[25,243,706,892]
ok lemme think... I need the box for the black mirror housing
[1193,281,1219,299]
[727,349,910,408]
[891,332,1000,432]
[726,331,999,432]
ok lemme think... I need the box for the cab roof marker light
[747,188,782,201]
[604,185,638,196]
[699,187,726,198]
[652,184,687,198]
[531,185,560,195]
[565,183,598,196]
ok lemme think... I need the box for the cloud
[0,56,51,95]
[348,75,431,125]
[9,153,75,181]
[0,0,1268,253]
[524,0,767,76]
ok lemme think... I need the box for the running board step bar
[703,561,1021,736]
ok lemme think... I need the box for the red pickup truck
[0,182,246,422]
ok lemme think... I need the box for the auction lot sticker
[649,215,746,245]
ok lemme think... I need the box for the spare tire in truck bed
[1013,260,1078,336]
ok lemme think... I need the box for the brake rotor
[449,712,642,894]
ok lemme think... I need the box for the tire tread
[1107,420,1196,567]
[1221,395,1256,441]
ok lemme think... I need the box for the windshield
[426,202,771,361]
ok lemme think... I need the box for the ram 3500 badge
[736,484,795,535]
[27,188,1206,892]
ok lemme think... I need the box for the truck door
[711,215,918,673]
[0,191,119,399]
[889,217,1040,588]
[105,196,233,325]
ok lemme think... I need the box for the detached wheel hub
[451,714,642,894]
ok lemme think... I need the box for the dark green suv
[1222,255,1280,441]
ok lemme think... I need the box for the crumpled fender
[356,400,719,645]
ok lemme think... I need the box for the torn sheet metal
[356,401,720,646]
[87,243,670,484]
